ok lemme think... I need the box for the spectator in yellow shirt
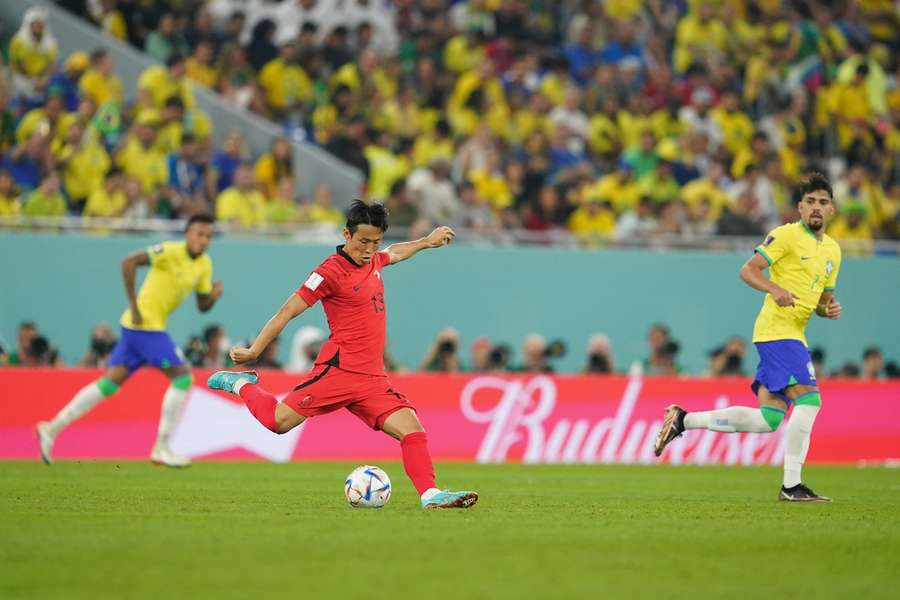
[83,168,127,218]
[22,172,67,217]
[8,8,58,98]
[266,177,300,224]
[412,120,455,168]
[254,137,294,200]
[673,3,729,73]
[55,121,110,212]
[584,162,640,213]
[711,91,754,156]
[137,55,194,112]
[115,115,167,198]
[258,43,313,118]
[16,93,75,147]
[828,202,874,255]
[832,64,876,150]
[185,39,219,89]
[216,164,267,228]
[306,183,344,228]
[80,49,124,107]
[568,199,617,246]
[0,169,21,216]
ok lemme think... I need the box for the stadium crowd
[0,1,899,251]
[2,318,898,379]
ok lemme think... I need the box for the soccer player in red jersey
[208,201,478,509]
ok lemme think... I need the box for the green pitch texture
[1,462,897,599]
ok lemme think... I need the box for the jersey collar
[798,220,820,241]
[336,245,362,267]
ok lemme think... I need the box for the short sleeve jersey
[752,222,842,345]
[120,241,213,331]
[296,246,390,376]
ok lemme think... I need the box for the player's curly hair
[346,199,389,234]
[797,172,833,202]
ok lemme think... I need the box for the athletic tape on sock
[96,377,120,397]
[171,373,193,391]
[793,391,821,407]
[760,405,786,431]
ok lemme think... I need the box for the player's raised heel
[778,483,832,503]
[207,370,259,393]
[150,444,191,468]
[421,490,479,509]
[35,421,55,465]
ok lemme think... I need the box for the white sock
[233,378,249,394]
[155,386,187,448]
[421,487,441,500]
[783,404,819,488]
[47,382,107,436]
[684,406,772,433]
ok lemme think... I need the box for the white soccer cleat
[150,445,192,468]
[35,421,55,465]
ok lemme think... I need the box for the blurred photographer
[26,335,61,366]
[420,328,462,373]
[487,343,513,373]
[707,336,746,376]
[644,323,682,375]
[288,326,326,373]
[468,336,493,372]
[583,333,614,374]
[517,333,566,373]
[202,324,228,369]
[183,335,206,367]
[79,323,117,368]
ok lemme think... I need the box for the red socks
[238,384,279,433]
[400,432,436,495]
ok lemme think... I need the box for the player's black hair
[797,172,833,202]
[346,200,389,234]
[185,213,215,231]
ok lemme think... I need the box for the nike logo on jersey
[800,256,812,260]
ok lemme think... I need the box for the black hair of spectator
[751,131,768,143]
[186,213,215,230]
[389,179,406,197]
[885,362,900,378]
[29,336,50,361]
[90,48,108,63]
[856,63,870,77]
[357,21,372,33]
[301,22,318,34]
[229,11,246,22]
[164,96,185,110]
[107,166,123,178]
[435,119,451,137]
[798,172,833,201]
[660,340,680,357]
[841,362,861,377]
[346,200,389,234]
[203,324,223,344]
[181,133,197,145]
[649,323,670,335]
[331,25,349,38]
[863,346,882,359]
[166,53,186,68]
[19,320,37,331]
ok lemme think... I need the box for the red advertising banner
[2,369,898,464]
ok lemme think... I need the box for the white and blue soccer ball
[344,465,392,508]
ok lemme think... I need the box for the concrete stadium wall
[2,232,898,373]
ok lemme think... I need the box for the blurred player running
[208,201,478,509]
[37,214,223,467]
[654,173,842,502]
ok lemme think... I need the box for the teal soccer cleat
[207,370,259,393]
[421,490,479,509]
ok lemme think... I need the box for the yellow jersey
[120,241,213,331]
[752,222,842,345]
[215,187,267,228]
[80,69,124,106]
[9,36,57,77]
[138,65,195,109]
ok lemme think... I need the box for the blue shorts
[751,340,817,404]
[108,327,184,374]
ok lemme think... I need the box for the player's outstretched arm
[739,253,798,307]
[385,226,455,265]
[197,281,224,313]
[231,294,309,364]
[121,249,150,325]
[815,290,842,320]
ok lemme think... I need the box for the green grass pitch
[1,462,898,599]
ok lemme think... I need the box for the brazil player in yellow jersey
[654,173,842,502]
[36,214,222,467]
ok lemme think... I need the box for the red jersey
[295,246,390,376]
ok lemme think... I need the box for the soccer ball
[344,465,392,508]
